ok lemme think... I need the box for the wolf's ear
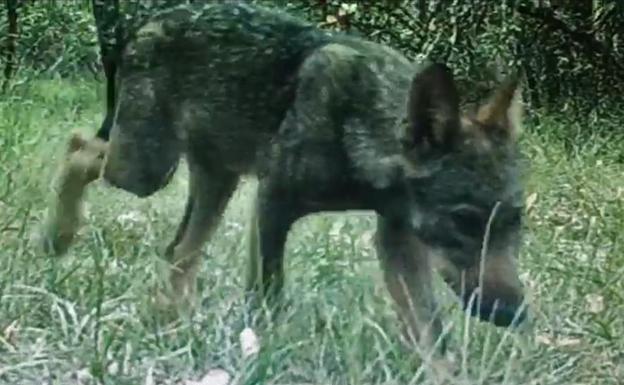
[407,63,461,149]
[476,76,523,140]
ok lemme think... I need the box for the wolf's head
[395,63,527,327]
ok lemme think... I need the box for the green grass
[1,77,623,385]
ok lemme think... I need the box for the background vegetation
[1,1,623,384]
[3,1,624,124]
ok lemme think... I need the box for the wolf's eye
[504,207,523,228]
[449,208,485,237]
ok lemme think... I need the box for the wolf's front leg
[374,216,451,361]
[41,133,108,256]
[159,160,238,310]
[164,194,193,259]
[245,180,302,313]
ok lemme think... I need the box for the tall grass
[0,78,623,384]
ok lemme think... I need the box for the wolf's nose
[462,295,528,327]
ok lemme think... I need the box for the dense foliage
[2,0,623,128]
[280,1,624,114]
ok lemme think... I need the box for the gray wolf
[43,2,528,360]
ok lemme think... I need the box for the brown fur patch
[41,134,108,255]
[476,78,523,140]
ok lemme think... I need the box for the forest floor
[1,78,623,385]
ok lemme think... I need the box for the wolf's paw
[149,277,198,317]
[38,215,77,256]
[426,356,459,383]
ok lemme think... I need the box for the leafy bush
[1,2,98,78]
[2,0,623,136]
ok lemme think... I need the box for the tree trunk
[2,0,18,93]
[91,0,122,140]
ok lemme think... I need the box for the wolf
[43,2,528,358]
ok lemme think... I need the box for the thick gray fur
[100,2,528,358]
